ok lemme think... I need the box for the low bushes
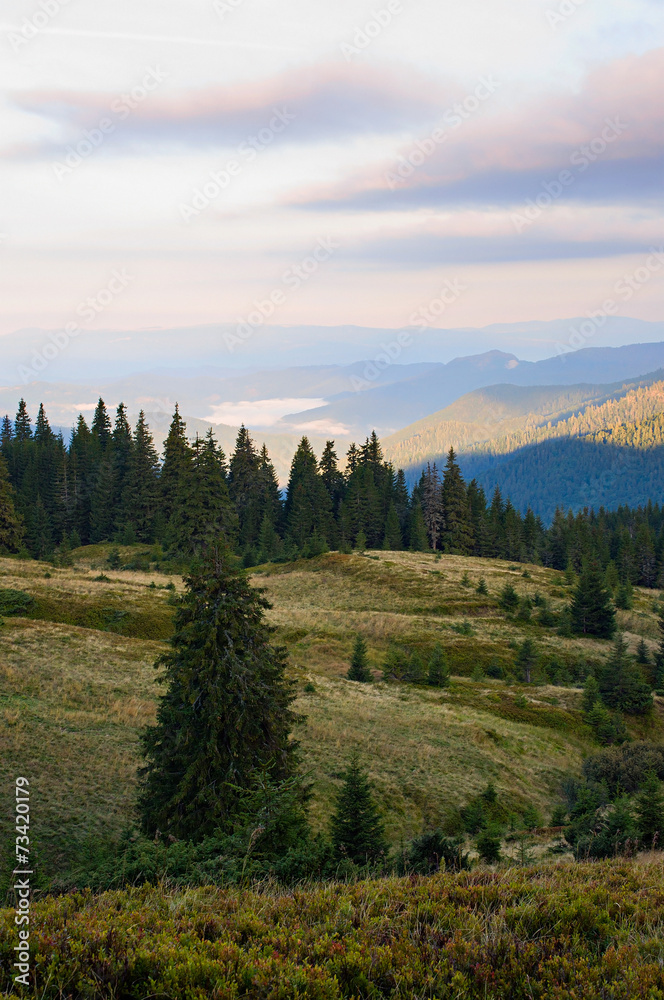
[3,861,664,998]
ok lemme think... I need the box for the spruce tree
[171,431,238,556]
[160,404,192,527]
[330,755,387,863]
[229,426,264,549]
[427,643,450,687]
[109,403,133,533]
[0,453,23,552]
[122,412,160,542]
[598,634,653,715]
[441,447,473,554]
[407,651,427,684]
[582,674,601,714]
[140,541,299,840]
[319,440,344,520]
[408,503,429,552]
[515,638,537,683]
[285,437,333,550]
[420,463,443,550]
[14,399,32,442]
[382,501,403,550]
[570,561,616,638]
[347,634,372,682]
[91,398,112,452]
[635,771,664,849]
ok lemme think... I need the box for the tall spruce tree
[171,431,238,555]
[91,398,112,453]
[140,541,299,840]
[0,453,23,551]
[570,561,616,638]
[285,437,333,550]
[122,412,161,542]
[420,463,443,550]
[109,403,133,535]
[228,426,264,549]
[441,447,473,554]
[160,404,192,529]
[382,501,403,550]
[330,755,387,863]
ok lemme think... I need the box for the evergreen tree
[635,771,664,849]
[285,437,333,550]
[598,634,653,715]
[347,634,372,682]
[171,431,238,556]
[140,541,299,840]
[382,501,403,550]
[14,399,32,442]
[441,447,473,554]
[570,561,616,638]
[122,412,160,542]
[109,403,133,534]
[160,404,192,527]
[319,440,344,522]
[91,398,112,452]
[406,651,426,684]
[428,643,450,686]
[0,415,13,450]
[0,453,23,552]
[330,755,387,863]
[228,426,264,550]
[420,463,443,550]
[258,444,284,537]
[515,638,537,683]
[582,674,601,714]
[408,503,429,552]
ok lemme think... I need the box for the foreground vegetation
[2,859,664,998]
[2,546,663,888]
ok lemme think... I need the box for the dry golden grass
[1,547,662,875]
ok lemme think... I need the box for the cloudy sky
[1,0,663,344]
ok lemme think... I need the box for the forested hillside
[383,376,664,518]
[3,397,664,589]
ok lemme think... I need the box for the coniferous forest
[2,397,664,590]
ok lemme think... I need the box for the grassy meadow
[2,545,664,884]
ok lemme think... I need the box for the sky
[0,0,663,352]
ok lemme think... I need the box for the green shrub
[0,588,34,616]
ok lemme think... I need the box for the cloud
[346,233,649,266]
[6,63,447,157]
[293,48,664,212]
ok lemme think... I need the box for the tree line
[2,397,664,590]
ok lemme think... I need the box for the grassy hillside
[2,546,663,886]
[3,859,664,998]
